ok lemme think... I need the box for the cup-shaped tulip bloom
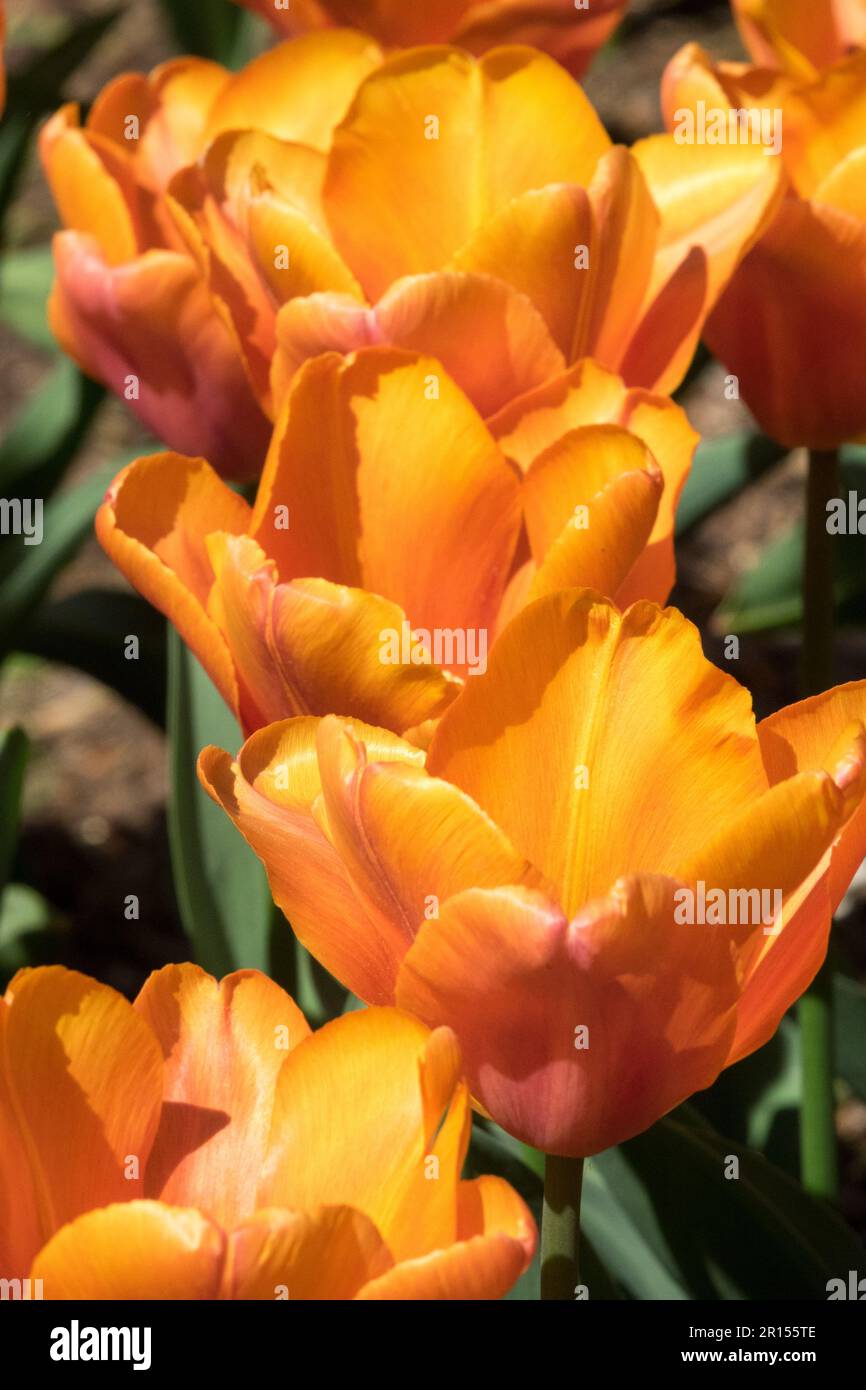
[663,32,866,448]
[200,590,866,1157]
[38,30,384,475]
[164,39,783,426]
[233,0,627,78]
[0,962,534,1299]
[730,0,866,78]
[97,346,697,739]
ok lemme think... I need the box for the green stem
[798,447,839,1199]
[540,1154,584,1300]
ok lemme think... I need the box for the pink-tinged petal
[198,718,424,1003]
[134,964,309,1227]
[396,878,740,1156]
[49,233,271,477]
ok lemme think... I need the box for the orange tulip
[164,40,783,424]
[662,25,866,448]
[0,963,534,1299]
[97,346,697,738]
[199,589,866,1157]
[232,0,627,78]
[38,31,383,476]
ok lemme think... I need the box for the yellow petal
[0,968,163,1272]
[258,1008,470,1263]
[428,591,769,914]
[228,1206,393,1300]
[325,45,609,297]
[205,30,383,151]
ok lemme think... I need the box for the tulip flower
[199,588,866,1158]
[165,39,784,424]
[0,962,534,1299]
[38,30,384,476]
[97,345,697,738]
[232,0,627,78]
[662,32,866,449]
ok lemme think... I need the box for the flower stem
[540,1154,584,1300]
[798,447,839,1199]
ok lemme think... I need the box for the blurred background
[2,0,865,1293]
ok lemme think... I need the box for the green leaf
[0,247,56,349]
[720,450,866,632]
[587,1105,863,1300]
[0,884,61,987]
[166,628,274,976]
[155,0,245,64]
[0,360,104,500]
[835,972,866,1102]
[692,1017,801,1177]
[16,590,167,727]
[0,725,29,891]
[676,433,788,537]
[0,465,116,648]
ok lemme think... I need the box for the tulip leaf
[0,246,57,349]
[720,451,866,632]
[591,1105,863,1300]
[834,972,866,1102]
[166,629,274,976]
[155,0,246,64]
[0,725,29,893]
[0,884,61,990]
[0,360,104,499]
[0,465,116,649]
[675,433,788,537]
[16,590,167,727]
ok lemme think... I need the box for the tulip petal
[133,964,309,1228]
[453,0,627,80]
[32,1202,225,1300]
[250,349,522,636]
[325,45,609,297]
[50,233,271,476]
[39,108,141,264]
[528,465,665,606]
[229,1206,393,1299]
[205,30,383,151]
[428,591,769,914]
[705,195,866,448]
[396,877,740,1155]
[96,452,250,717]
[758,683,866,909]
[259,1008,470,1262]
[0,969,163,1273]
[314,716,541,965]
[198,718,424,1002]
[358,1172,534,1299]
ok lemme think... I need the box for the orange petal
[49,233,271,476]
[313,716,541,966]
[134,964,309,1228]
[205,30,383,151]
[96,452,250,717]
[758,683,866,909]
[396,877,740,1155]
[732,0,856,74]
[228,1205,393,1300]
[258,1007,470,1263]
[0,968,163,1273]
[32,1202,225,1300]
[428,591,769,915]
[39,108,141,264]
[358,1173,534,1299]
[453,0,626,80]
[250,349,522,637]
[527,464,666,607]
[705,195,866,449]
[324,45,609,297]
[198,718,423,1002]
